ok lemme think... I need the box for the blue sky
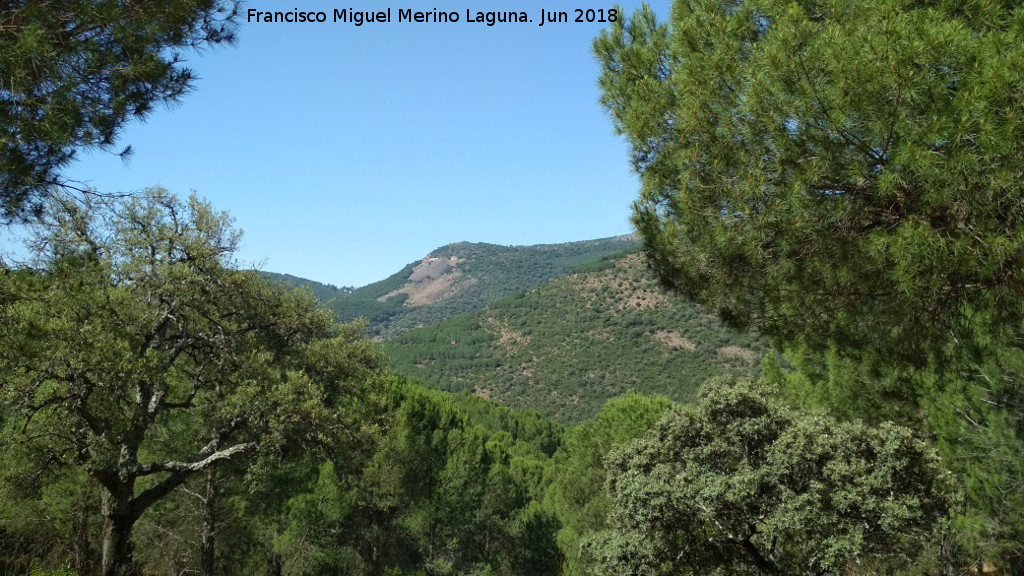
[63,1,669,288]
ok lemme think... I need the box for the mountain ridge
[323,235,639,338]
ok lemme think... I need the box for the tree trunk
[264,552,283,576]
[101,482,140,576]
[73,479,96,576]
[938,535,963,576]
[201,466,217,576]
[737,536,781,576]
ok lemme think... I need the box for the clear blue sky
[64,1,670,288]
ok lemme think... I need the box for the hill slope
[260,271,353,303]
[383,251,768,424]
[330,235,637,338]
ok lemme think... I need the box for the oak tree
[0,189,385,575]
[586,377,956,576]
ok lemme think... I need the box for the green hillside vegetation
[384,251,769,424]
[331,236,637,338]
[3,363,946,576]
[261,271,354,304]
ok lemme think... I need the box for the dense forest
[3,1,1024,575]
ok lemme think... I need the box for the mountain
[262,237,766,423]
[383,251,768,424]
[328,235,638,338]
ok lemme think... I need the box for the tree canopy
[0,189,386,575]
[596,0,1024,362]
[586,377,956,576]
[0,1,240,220]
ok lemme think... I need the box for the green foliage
[0,189,388,575]
[597,0,1024,363]
[597,3,1024,569]
[14,559,77,576]
[274,382,563,576]
[449,393,564,458]
[0,0,240,220]
[385,252,767,423]
[328,262,417,331]
[332,237,638,339]
[758,326,1024,570]
[274,461,365,576]
[0,458,99,575]
[587,377,957,576]
[761,346,921,425]
[921,331,1024,567]
[568,247,637,274]
[261,271,354,305]
[544,394,672,576]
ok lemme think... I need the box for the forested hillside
[328,236,637,338]
[260,272,354,304]
[385,251,768,423]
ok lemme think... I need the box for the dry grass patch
[516,363,535,378]
[408,258,452,282]
[653,330,697,351]
[484,317,531,354]
[716,346,759,366]
[572,271,614,300]
[378,272,477,306]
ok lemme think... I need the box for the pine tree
[596,0,1024,363]
[0,1,240,220]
